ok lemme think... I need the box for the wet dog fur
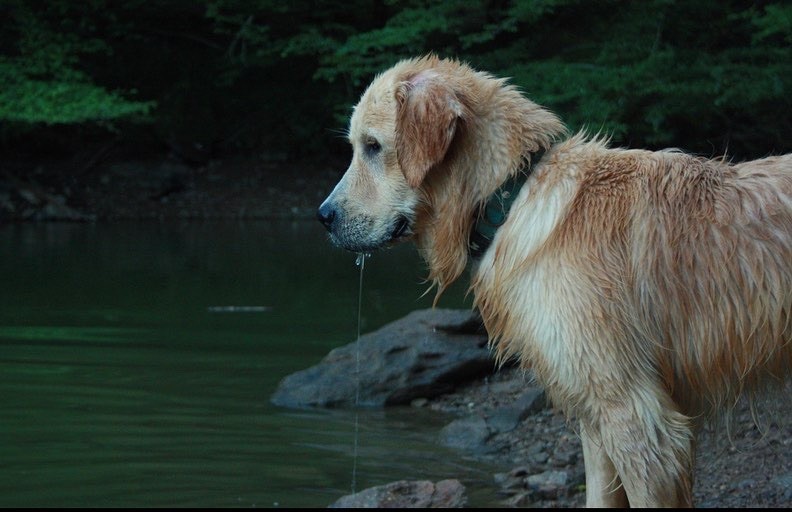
[317,56,792,507]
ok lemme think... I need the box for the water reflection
[0,221,498,507]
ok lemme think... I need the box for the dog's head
[317,57,565,294]
[317,58,464,253]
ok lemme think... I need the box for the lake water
[0,221,506,507]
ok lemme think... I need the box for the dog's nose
[317,202,336,231]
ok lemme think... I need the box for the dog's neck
[468,147,546,259]
[412,65,566,300]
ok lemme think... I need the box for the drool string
[351,252,368,495]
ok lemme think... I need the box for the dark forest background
[1,0,790,217]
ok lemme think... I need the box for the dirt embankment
[1,156,340,222]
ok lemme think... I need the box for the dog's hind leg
[594,389,695,507]
[581,424,628,507]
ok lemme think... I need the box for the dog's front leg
[581,424,628,507]
[596,392,694,507]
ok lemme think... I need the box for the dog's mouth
[391,215,412,240]
[328,214,413,253]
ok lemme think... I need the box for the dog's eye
[364,137,381,155]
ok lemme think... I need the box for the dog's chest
[470,173,600,391]
[474,253,592,393]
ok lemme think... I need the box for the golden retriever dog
[317,55,792,507]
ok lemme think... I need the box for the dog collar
[469,148,546,259]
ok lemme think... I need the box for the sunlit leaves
[1,1,154,126]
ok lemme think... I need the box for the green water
[0,222,503,507]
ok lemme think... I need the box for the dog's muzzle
[316,199,412,252]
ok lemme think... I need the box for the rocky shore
[428,361,792,508]
[274,309,791,508]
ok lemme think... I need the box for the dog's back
[622,152,792,416]
[480,145,791,418]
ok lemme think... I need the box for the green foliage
[1,0,789,160]
[487,0,791,154]
[277,0,789,157]
[200,0,785,159]
[0,1,154,127]
[751,3,792,43]
[0,76,153,124]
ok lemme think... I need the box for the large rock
[271,309,493,408]
[438,414,495,454]
[438,387,547,455]
[329,479,466,508]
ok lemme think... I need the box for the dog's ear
[395,72,462,188]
